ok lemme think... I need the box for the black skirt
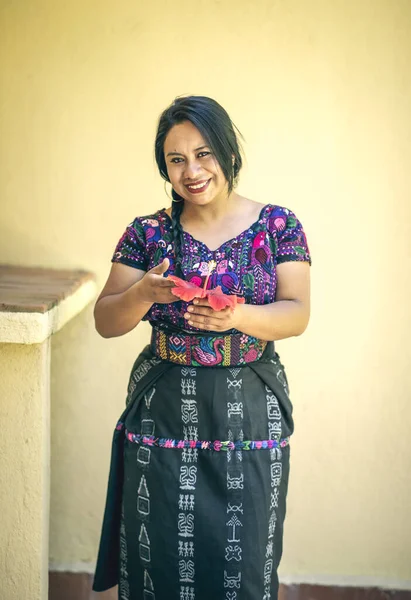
[93,341,294,600]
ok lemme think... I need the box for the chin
[186,195,216,206]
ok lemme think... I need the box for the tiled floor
[48,574,411,600]
[279,585,411,600]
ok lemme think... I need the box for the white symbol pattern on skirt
[178,368,197,599]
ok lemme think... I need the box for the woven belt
[150,327,267,367]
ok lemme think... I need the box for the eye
[198,151,211,158]
[170,157,184,164]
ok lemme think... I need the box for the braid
[170,194,185,278]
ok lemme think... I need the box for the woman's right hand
[138,258,177,304]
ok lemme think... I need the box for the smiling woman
[92,95,311,600]
[165,124,226,201]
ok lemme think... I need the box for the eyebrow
[166,145,209,157]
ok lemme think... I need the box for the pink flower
[168,276,245,311]
[255,441,263,449]
[244,346,259,362]
[188,275,203,288]
[189,440,196,448]
[214,441,222,451]
[164,439,174,448]
[177,440,185,448]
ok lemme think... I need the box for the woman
[93,96,311,600]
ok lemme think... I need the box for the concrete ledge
[0,266,97,344]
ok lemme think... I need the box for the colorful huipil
[93,204,311,600]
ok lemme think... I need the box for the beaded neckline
[159,203,272,254]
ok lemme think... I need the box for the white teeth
[187,180,208,190]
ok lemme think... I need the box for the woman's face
[164,120,229,206]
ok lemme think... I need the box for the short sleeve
[111,218,149,271]
[270,207,311,265]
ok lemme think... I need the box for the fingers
[185,316,229,331]
[187,305,229,318]
[184,305,230,329]
[192,298,210,307]
[156,290,181,304]
[149,258,170,275]
[185,313,215,329]
[159,278,175,288]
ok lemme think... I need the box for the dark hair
[154,95,243,276]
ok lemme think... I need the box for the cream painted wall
[1,0,410,586]
[0,341,50,599]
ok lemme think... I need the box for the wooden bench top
[0,265,95,313]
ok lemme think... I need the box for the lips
[185,179,211,194]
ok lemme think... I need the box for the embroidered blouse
[111,204,311,333]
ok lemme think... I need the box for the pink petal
[167,275,200,289]
[171,287,205,301]
[167,275,205,301]
[206,286,236,310]
[206,286,245,311]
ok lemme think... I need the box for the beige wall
[1,0,410,587]
[0,341,50,599]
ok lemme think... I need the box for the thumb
[149,257,170,275]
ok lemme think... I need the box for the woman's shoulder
[261,203,295,218]
[112,208,173,266]
[128,207,169,230]
[262,203,311,263]
[258,203,303,232]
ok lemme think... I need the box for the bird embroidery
[192,337,225,366]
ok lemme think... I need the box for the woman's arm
[184,262,311,342]
[233,261,310,340]
[94,258,175,338]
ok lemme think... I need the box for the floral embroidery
[112,204,311,332]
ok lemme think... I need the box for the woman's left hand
[184,297,242,332]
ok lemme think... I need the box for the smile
[185,179,211,194]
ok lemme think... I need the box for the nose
[184,158,202,180]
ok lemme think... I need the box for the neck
[182,191,243,225]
